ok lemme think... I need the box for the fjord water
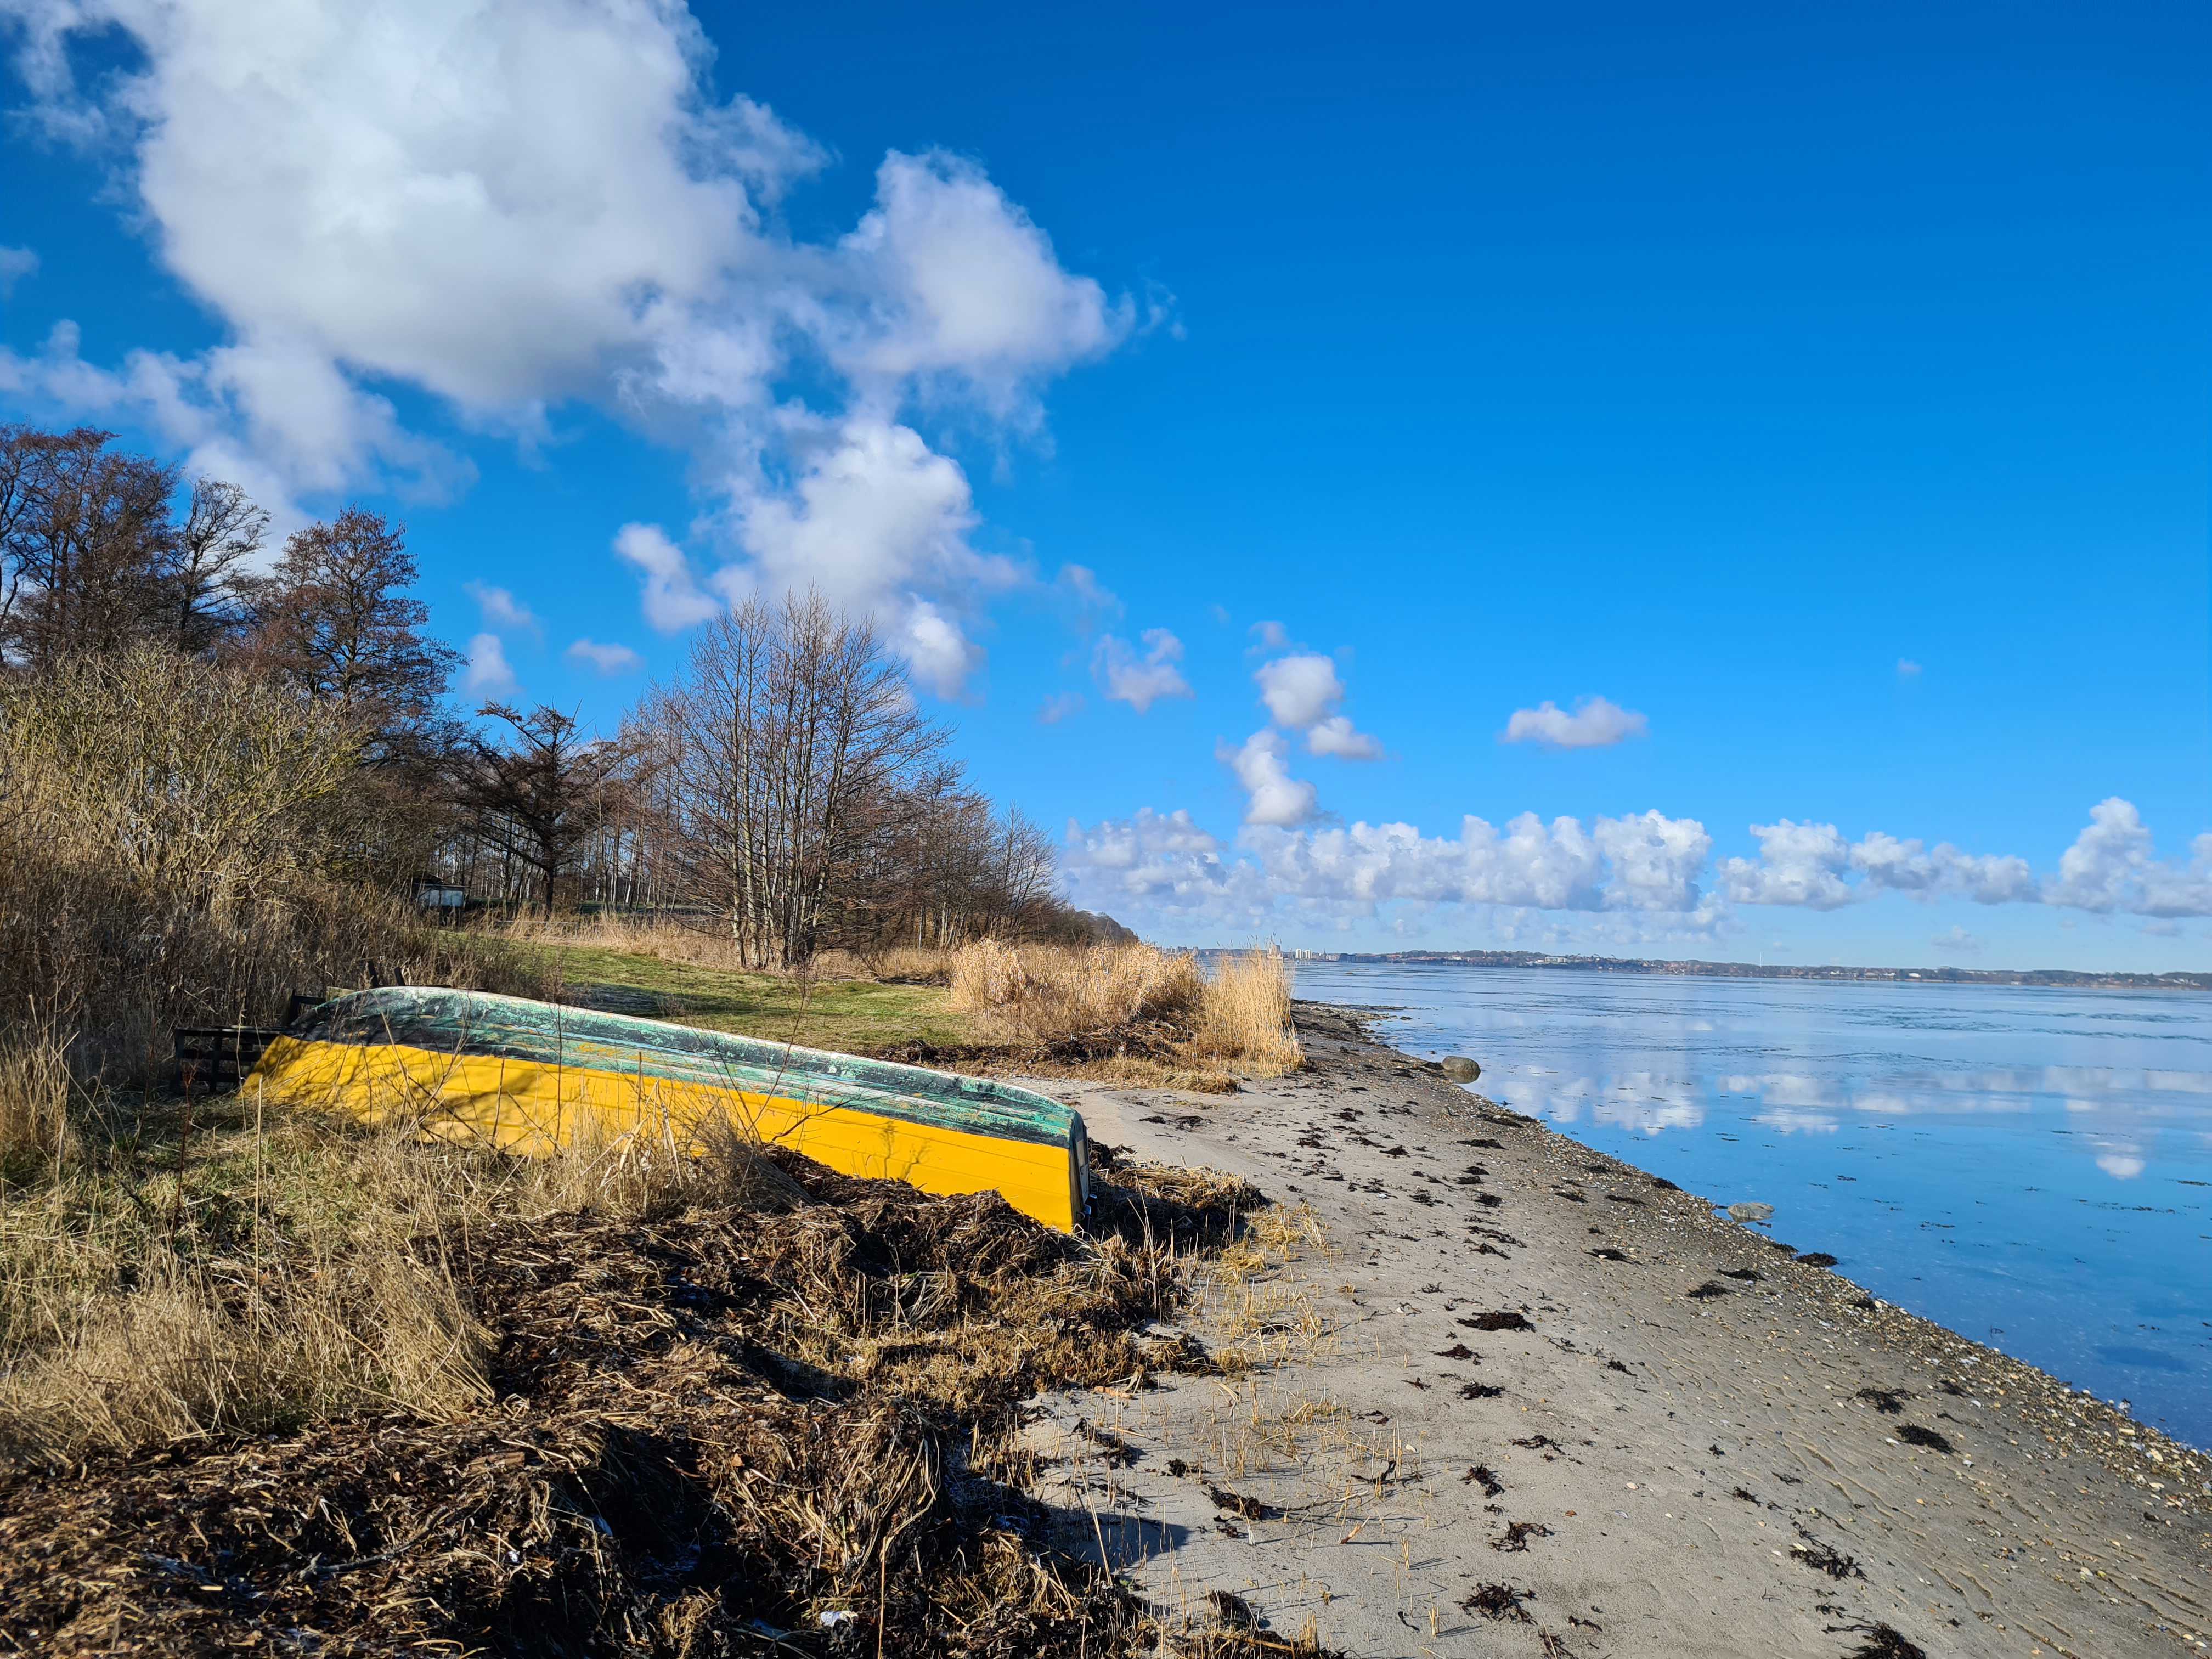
[1296,962,2212,1448]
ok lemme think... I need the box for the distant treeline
[1307,949,2210,991]
[0,424,1113,1074]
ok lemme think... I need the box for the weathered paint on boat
[247,987,1090,1231]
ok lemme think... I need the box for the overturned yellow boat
[249,987,1091,1231]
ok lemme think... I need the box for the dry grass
[0,1091,1272,1655]
[1192,945,1303,1076]
[0,650,548,1090]
[945,939,1301,1078]
[0,1029,77,1179]
[0,1064,820,1470]
[950,938,1205,1040]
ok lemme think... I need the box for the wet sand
[1023,1003,2211,1658]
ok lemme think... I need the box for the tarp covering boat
[247,987,1090,1231]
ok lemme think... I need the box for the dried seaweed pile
[0,1149,1248,1657]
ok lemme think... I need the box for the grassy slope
[526,942,972,1054]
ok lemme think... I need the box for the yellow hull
[252,1033,1081,1232]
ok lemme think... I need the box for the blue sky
[2,0,2205,968]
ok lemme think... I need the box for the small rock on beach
[1441,1055,1482,1082]
[1726,1201,1774,1222]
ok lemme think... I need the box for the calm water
[1295,962,2212,1448]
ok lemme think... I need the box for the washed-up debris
[1855,1387,1908,1415]
[1896,1424,1954,1454]
[1829,1621,1928,1658]
[0,1144,1254,1658]
[1459,1310,1533,1332]
[1798,1251,1840,1268]
[1464,1464,1505,1496]
[1462,1583,1536,1622]
[1791,1532,1864,1579]
[1687,1280,1732,1300]
[1204,1484,1279,1521]
[1492,1519,1553,1552]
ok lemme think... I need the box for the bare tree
[650,591,951,966]
[460,703,629,915]
[238,506,460,765]
[0,426,178,670]
[166,477,268,653]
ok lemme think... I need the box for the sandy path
[1020,1005,2211,1658]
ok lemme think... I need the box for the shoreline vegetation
[0,916,1317,1654]
[1298,947,2212,991]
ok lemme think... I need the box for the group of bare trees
[2,422,1105,966]
[618,595,1064,964]
[439,594,1075,962]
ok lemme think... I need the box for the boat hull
[246,988,1090,1231]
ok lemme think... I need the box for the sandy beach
[1023,1003,2212,1658]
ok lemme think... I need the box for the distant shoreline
[1286,946,2211,992]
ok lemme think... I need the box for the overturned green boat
[247,987,1091,1231]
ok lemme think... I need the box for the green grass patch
[524,943,973,1055]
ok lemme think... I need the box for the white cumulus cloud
[1304,714,1384,760]
[1254,653,1341,729]
[613,522,720,634]
[2046,797,2212,917]
[461,631,517,698]
[1501,696,1649,749]
[465,580,539,636]
[1219,729,1318,828]
[1253,652,1381,759]
[0,0,1133,693]
[0,244,35,295]
[1093,629,1192,713]
[567,638,643,675]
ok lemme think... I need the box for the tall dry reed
[948,939,1206,1043]
[1192,945,1302,1076]
[945,938,1301,1075]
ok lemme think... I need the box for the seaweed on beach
[1792,1532,1865,1579]
[1492,1520,1553,1552]
[1464,1464,1505,1497]
[1460,1310,1533,1331]
[1204,1484,1279,1521]
[1459,1382,1504,1400]
[1896,1424,1954,1454]
[1588,1246,1631,1262]
[1462,1583,1536,1622]
[1827,1621,1928,1658]
[1719,1267,1760,1282]
[1855,1387,1908,1414]
[1687,1280,1732,1300]
[1798,1251,1840,1267]
[0,1146,1215,1659]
